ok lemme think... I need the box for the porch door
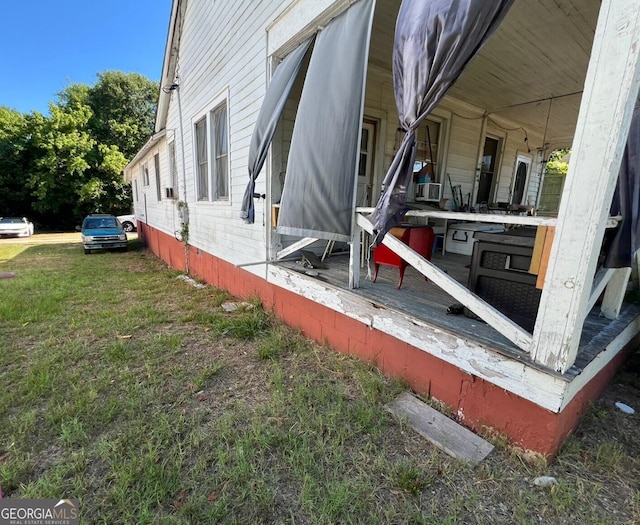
[511,155,532,205]
[476,136,500,205]
[356,120,376,207]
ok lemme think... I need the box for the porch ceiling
[370,0,600,149]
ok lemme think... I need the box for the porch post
[530,0,640,373]
[601,268,633,320]
[349,215,361,288]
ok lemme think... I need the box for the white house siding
[436,101,484,206]
[131,142,177,239]
[363,66,395,193]
[161,0,292,268]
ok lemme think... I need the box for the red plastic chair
[372,227,435,289]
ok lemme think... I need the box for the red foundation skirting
[136,222,634,458]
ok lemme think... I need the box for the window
[193,94,230,203]
[195,118,208,200]
[476,136,501,205]
[414,119,441,183]
[168,141,178,199]
[141,163,149,186]
[511,157,531,205]
[211,104,229,200]
[134,179,139,202]
[154,153,162,201]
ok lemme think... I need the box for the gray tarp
[276,0,376,242]
[604,96,640,268]
[368,0,514,243]
[240,38,313,224]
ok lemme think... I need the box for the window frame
[192,89,231,204]
[141,162,150,187]
[211,103,229,201]
[168,141,178,199]
[195,117,209,201]
[154,153,162,202]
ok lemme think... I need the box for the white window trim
[191,88,231,205]
[427,108,451,182]
[473,128,507,206]
[511,152,534,206]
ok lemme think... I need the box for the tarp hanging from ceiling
[367,0,515,243]
[604,95,640,268]
[240,38,313,224]
[276,0,376,242]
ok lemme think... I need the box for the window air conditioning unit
[416,182,442,202]
[165,187,175,199]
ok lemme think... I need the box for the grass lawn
[0,237,638,524]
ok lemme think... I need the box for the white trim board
[267,0,348,57]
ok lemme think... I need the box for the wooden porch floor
[282,248,640,379]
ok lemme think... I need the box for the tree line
[0,71,158,230]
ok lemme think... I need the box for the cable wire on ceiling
[490,90,582,112]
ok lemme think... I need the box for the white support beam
[530,0,640,373]
[355,207,557,227]
[601,268,632,320]
[587,268,615,313]
[349,227,362,289]
[276,237,318,259]
[357,215,532,350]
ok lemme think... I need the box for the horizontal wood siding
[130,141,180,239]
[438,105,483,203]
[165,0,288,266]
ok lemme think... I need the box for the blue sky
[1,0,173,115]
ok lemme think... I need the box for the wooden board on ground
[385,392,494,465]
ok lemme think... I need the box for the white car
[0,217,34,237]
[117,215,137,232]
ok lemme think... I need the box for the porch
[269,204,640,422]
[279,241,640,382]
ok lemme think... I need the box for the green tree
[545,148,570,175]
[0,71,158,228]
[87,71,158,158]
[0,107,31,216]
[2,71,160,229]
[27,103,96,227]
[56,82,91,110]
[80,144,130,214]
